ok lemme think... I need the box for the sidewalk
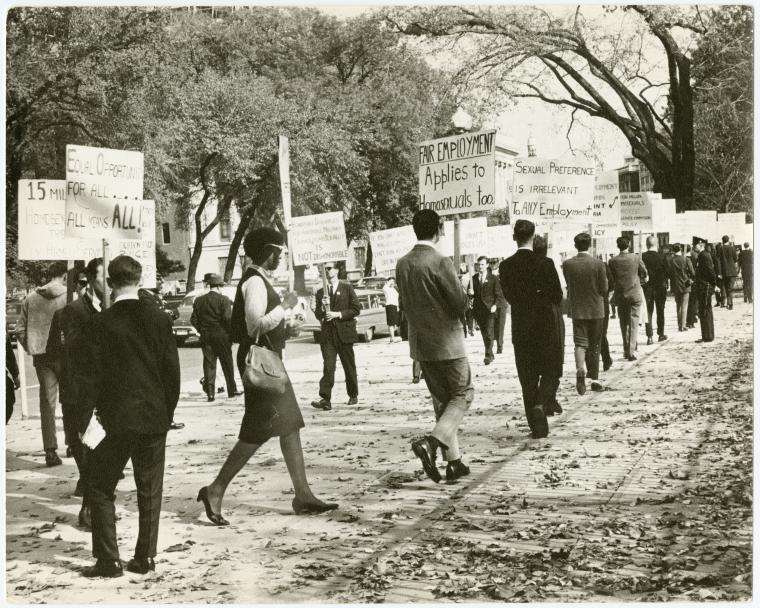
[5,301,753,603]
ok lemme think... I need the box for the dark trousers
[473,310,494,359]
[513,345,559,429]
[644,285,668,337]
[721,276,735,308]
[686,285,699,326]
[89,431,166,561]
[6,376,14,424]
[61,401,90,502]
[494,306,508,350]
[318,326,358,401]
[599,314,612,369]
[742,272,753,302]
[616,296,641,357]
[462,309,474,336]
[697,284,715,342]
[674,291,690,330]
[574,318,604,380]
[200,331,238,397]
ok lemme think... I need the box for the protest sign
[620,192,655,231]
[717,213,746,242]
[439,217,488,256]
[369,226,416,273]
[651,198,676,234]
[592,170,620,237]
[418,130,500,216]
[486,225,516,258]
[510,157,596,224]
[684,210,719,242]
[65,144,145,240]
[112,201,157,289]
[290,211,348,266]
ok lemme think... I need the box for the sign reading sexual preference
[289,211,348,266]
[511,157,596,223]
[65,144,145,239]
[418,130,498,216]
[369,226,416,272]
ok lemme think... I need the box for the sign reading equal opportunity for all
[418,130,499,216]
[289,211,348,266]
[65,144,145,239]
[510,157,596,223]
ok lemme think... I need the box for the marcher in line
[666,243,695,332]
[562,233,607,394]
[83,255,181,578]
[46,257,104,531]
[458,263,475,338]
[694,238,717,343]
[16,261,68,467]
[191,273,240,402]
[311,263,361,410]
[500,220,563,438]
[382,278,402,343]
[472,256,500,365]
[686,244,700,328]
[396,209,473,484]
[716,235,738,310]
[642,235,669,345]
[6,334,20,424]
[599,257,614,372]
[739,242,753,303]
[489,258,509,354]
[75,272,88,300]
[199,228,336,524]
[706,243,723,308]
[608,237,648,361]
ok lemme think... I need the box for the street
[5,301,753,602]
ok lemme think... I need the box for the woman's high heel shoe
[292,497,338,515]
[197,487,229,526]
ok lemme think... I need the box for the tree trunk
[186,191,231,292]
[364,242,373,276]
[223,205,256,282]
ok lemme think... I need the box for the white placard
[290,211,348,266]
[486,225,517,258]
[717,213,746,242]
[418,130,499,216]
[112,201,157,289]
[65,144,145,239]
[652,198,676,234]
[510,157,596,224]
[369,225,416,272]
[684,210,719,242]
[620,192,655,231]
[592,170,620,237]
[439,217,488,257]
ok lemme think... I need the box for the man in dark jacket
[191,273,238,401]
[666,244,695,332]
[694,238,717,343]
[717,235,739,309]
[311,262,361,411]
[641,235,669,344]
[740,242,753,303]
[83,255,180,578]
[489,258,509,355]
[472,256,501,365]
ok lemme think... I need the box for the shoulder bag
[242,332,288,394]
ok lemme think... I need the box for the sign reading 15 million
[418,130,499,217]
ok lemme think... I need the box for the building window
[219,212,231,241]
[161,222,171,244]
[218,257,228,277]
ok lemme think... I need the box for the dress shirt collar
[577,251,591,256]
[113,292,139,303]
[87,290,102,312]
[416,240,439,251]
[518,245,533,251]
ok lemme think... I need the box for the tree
[156,245,185,276]
[385,5,741,211]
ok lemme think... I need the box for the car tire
[362,327,374,343]
[175,337,187,347]
[312,331,321,344]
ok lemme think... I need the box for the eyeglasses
[77,280,88,287]
[268,244,287,254]
[324,266,335,271]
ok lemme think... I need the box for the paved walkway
[5,300,753,603]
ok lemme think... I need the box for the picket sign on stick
[278,135,295,292]
[102,240,111,310]
[17,343,28,419]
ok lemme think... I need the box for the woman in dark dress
[197,228,337,524]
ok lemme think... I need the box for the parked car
[300,288,389,343]
[172,286,237,346]
[354,276,389,290]
[6,300,22,346]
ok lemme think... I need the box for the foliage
[155,245,185,276]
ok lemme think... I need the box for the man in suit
[717,235,739,309]
[608,236,648,361]
[740,242,753,303]
[472,256,500,365]
[600,259,614,372]
[191,273,239,401]
[83,255,180,578]
[458,263,474,338]
[666,243,695,332]
[562,233,608,394]
[311,262,361,411]
[500,220,564,439]
[396,209,472,484]
[46,257,104,531]
[694,238,717,343]
[642,235,669,345]
[686,245,700,328]
[707,243,724,307]
[489,258,509,355]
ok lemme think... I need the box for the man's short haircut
[671,243,682,253]
[243,227,284,265]
[745,242,750,249]
[108,255,142,287]
[722,235,729,243]
[574,233,592,252]
[48,261,68,280]
[477,255,489,263]
[84,257,104,281]
[646,235,657,248]
[616,236,630,251]
[533,235,548,257]
[513,219,535,245]
[412,209,441,241]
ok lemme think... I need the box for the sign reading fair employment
[290,211,348,266]
[65,144,145,239]
[418,130,498,216]
[369,226,416,272]
[511,157,596,223]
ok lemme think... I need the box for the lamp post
[450,108,473,266]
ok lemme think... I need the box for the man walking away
[666,244,695,332]
[489,258,509,354]
[642,235,669,345]
[739,242,753,303]
[693,238,717,343]
[396,209,473,484]
[311,262,361,411]
[608,237,648,361]
[562,233,608,394]
[83,255,180,577]
[458,263,475,338]
[717,235,739,310]
[16,261,68,466]
[191,273,239,401]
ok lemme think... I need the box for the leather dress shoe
[83,559,123,578]
[445,460,470,484]
[658,335,668,341]
[496,347,503,354]
[576,374,586,395]
[695,338,713,343]
[45,450,62,467]
[292,497,338,515]
[626,354,637,361]
[207,395,215,402]
[311,399,331,411]
[603,360,612,372]
[411,436,441,483]
[347,397,358,405]
[169,422,185,430]
[228,391,243,398]
[529,406,549,439]
[646,337,653,345]
[197,487,229,526]
[78,505,92,530]
[412,376,420,384]
[545,400,562,417]
[126,557,155,575]
[590,381,603,392]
